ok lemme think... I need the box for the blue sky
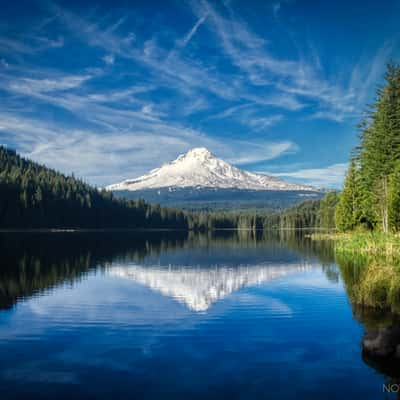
[0,0,399,188]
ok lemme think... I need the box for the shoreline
[310,231,400,256]
[0,227,334,234]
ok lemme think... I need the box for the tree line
[335,63,400,233]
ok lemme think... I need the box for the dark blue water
[0,232,397,399]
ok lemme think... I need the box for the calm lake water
[0,231,398,399]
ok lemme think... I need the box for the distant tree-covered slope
[0,146,187,229]
[114,187,322,211]
[261,192,338,230]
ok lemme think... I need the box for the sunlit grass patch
[353,263,400,311]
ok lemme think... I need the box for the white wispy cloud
[229,140,298,164]
[272,2,281,18]
[310,111,345,123]
[267,163,348,188]
[180,96,210,116]
[247,115,284,130]
[209,103,284,130]
[0,68,162,128]
[34,35,64,49]
[0,34,64,56]
[0,37,35,54]
[8,75,92,94]
[102,53,115,65]
[86,85,152,103]
[210,103,254,120]
[349,40,394,107]
[178,13,209,48]
[0,58,9,68]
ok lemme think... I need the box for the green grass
[336,232,400,257]
[352,263,400,311]
[312,230,400,312]
[312,231,400,257]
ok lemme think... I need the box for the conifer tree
[388,161,400,231]
[335,160,361,231]
[318,191,338,229]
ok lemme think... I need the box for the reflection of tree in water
[354,305,400,398]
[269,230,340,283]
[0,231,187,309]
[335,252,400,397]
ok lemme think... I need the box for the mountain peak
[185,147,212,157]
[106,149,318,192]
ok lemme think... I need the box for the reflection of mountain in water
[111,263,310,311]
[0,230,330,310]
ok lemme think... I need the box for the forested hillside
[0,146,187,229]
[261,192,338,230]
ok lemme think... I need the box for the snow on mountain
[107,147,317,192]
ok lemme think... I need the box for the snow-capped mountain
[107,147,316,192]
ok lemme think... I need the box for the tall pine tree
[335,160,362,232]
[388,161,400,231]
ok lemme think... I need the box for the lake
[0,231,398,399]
